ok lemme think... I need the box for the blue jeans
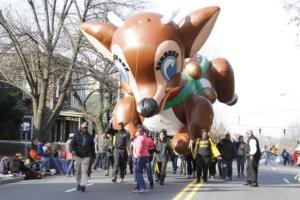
[53,158,63,174]
[172,155,178,172]
[135,157,148,190]
[95,153,107,169]
[146,157,153,183]
[99,153,107,169]
[67,160,75,176]
[41,157,50,171]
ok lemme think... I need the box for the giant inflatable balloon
[80,6,237,155]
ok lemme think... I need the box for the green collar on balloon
[163,55,210,110]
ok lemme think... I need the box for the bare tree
[0,0,147,139]
[71,60,118,135]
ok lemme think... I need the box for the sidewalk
[0,174,25,185]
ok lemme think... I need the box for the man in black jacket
[112,122,130,183]
[220,133,235,180]
[154,129,171,185]
[244,130,261,187]
[70,121,96,192]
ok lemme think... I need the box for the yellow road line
[172,179,196,200]
[184,182,203,200]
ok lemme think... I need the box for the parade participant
[171,153,179,174]
[216,136,223,178]
[244,130,261,187]
[208,136,219,179]
[186,153,196,179]
[132,125,149,193]
[235,135,246,177]
[144,127,155,189]
[219,133,235,180]
[292,150,298,166]
[70,121,96,192]
[281,149,289,166]
[193,130,212,183]
[104,133,114,176]
[154,129,171,185]
[112,122,130,183]
[179,155,187,176]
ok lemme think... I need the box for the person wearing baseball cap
[70,121,96,192]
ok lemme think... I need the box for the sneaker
[81,186,86,192]
[244,181,251,186]
[132,189,140,193]
[112,177,117,183]
[250,183,259,187]
[139,189,148,193]
[150,181,154,189]
[76,185,81,190]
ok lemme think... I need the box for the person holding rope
[154,129,172,185]
[193,130,213,183]
[112,122,130,183]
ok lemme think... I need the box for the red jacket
[293,151,298,163]
[147,136,156,153]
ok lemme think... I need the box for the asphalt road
[0,163,299,200]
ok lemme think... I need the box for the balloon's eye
[113,54,129,84]
[156,51,178,80]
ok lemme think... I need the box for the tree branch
[27,0,47,50]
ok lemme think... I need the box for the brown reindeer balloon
[80,6,237,155]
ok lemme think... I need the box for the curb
[0,177,25,185]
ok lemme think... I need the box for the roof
[59,110,84,118]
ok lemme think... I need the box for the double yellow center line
[173,179,203,200]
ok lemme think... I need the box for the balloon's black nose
[137,98,158,118]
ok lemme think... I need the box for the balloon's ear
[178,6,220,58]
[80,21,117,61]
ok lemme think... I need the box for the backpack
[30,161,41,171]
[0,157,11,174]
